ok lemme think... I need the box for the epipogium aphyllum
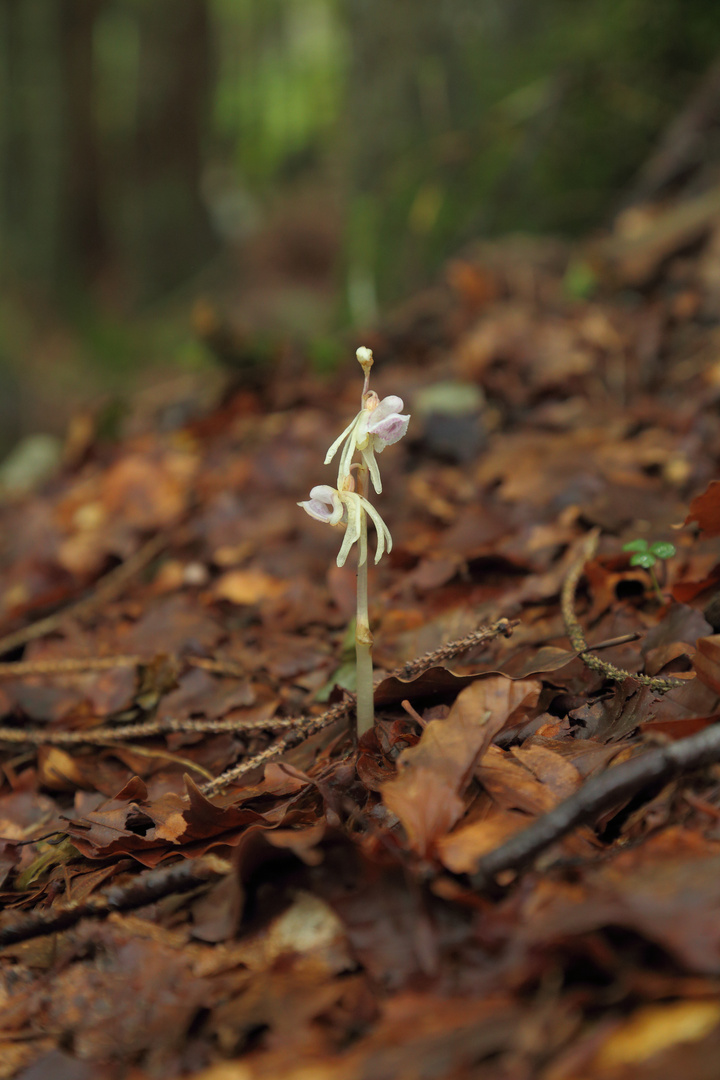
[298,347,410,736]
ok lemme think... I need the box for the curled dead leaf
[374,663,552,708]
[685,479,720,537]
[594,1000,720,1070]
[693,635,720,695]
[382,676,541,855]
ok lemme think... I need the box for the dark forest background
[2,0,720,456]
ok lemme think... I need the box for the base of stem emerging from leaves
[355,494,375,737]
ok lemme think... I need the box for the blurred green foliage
[343,0,720,306]
[212,0,346,185]
[1,0,720,440]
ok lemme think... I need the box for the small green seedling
[622,538,676,603]
[299,347,410,737]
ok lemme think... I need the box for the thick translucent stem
[355,464,374,737]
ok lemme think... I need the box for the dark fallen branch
[0,854,227,949]
[471,723,720,890]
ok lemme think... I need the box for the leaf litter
[7,198,720,1078]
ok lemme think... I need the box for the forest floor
[3,195,720,1080]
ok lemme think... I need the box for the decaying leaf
[685,479,720,537]
[693,634,720,694]
[382,676,540,854]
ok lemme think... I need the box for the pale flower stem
[355,463,374,737]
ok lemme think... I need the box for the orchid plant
[299,347,410,736]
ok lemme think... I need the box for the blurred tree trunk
[0,0,108,294]
[0,0,65,286]
[0,0,216,305]
[59,0,109,292]
[133,0,217,301]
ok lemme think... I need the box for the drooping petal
[359,496,393,563]
[357,504,368,567]
[324,413,361,466]
[336,526,353,568]
[337,493,363,567]
[353,409,372,451]
[337,426,359,486]
[360,444,382,494]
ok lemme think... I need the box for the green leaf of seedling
[315,619,358,701]
[648,541,676,560]
[622,539,649,553]
[315,660,357,701]
[630,551,657,569]
[564,259,598,300]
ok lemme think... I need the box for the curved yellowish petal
[324,414,360,466]
[361,445,382,494]
[337,431,358,487]
[359,496,393,563]
[336,493,362,567]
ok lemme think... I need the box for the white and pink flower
[324,391,410,494]
[298,484,393,568]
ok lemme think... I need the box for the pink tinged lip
[370,414,406,441]
[368,410,410,449]
[303,485,344,525]
[307,499,332,520]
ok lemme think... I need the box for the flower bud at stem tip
[356,345,374,397]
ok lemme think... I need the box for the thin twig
[200,617,516,794]
[0,532,168,658]
[0,618,516,751]
[0,620,516,802]
[199,701,350,795]
[0,656,141,677]
[103,742,214,781]
[0,622,514,683]
[472,723,720,890]
[561,530,685,691]
[0,855,228,948]
[0,653,245,679]
[186,656,247,677]
[390,618,517,680]
[0,711,318,746]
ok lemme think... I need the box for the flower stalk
[298,347,409,737]
[354,461,374,736]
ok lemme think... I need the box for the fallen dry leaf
[382,676,540,855]
[593,1000,720,1070]
[477,744,561,816]
[213,568,287,605]
[436,803,529,873]
[685,479,720,536]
